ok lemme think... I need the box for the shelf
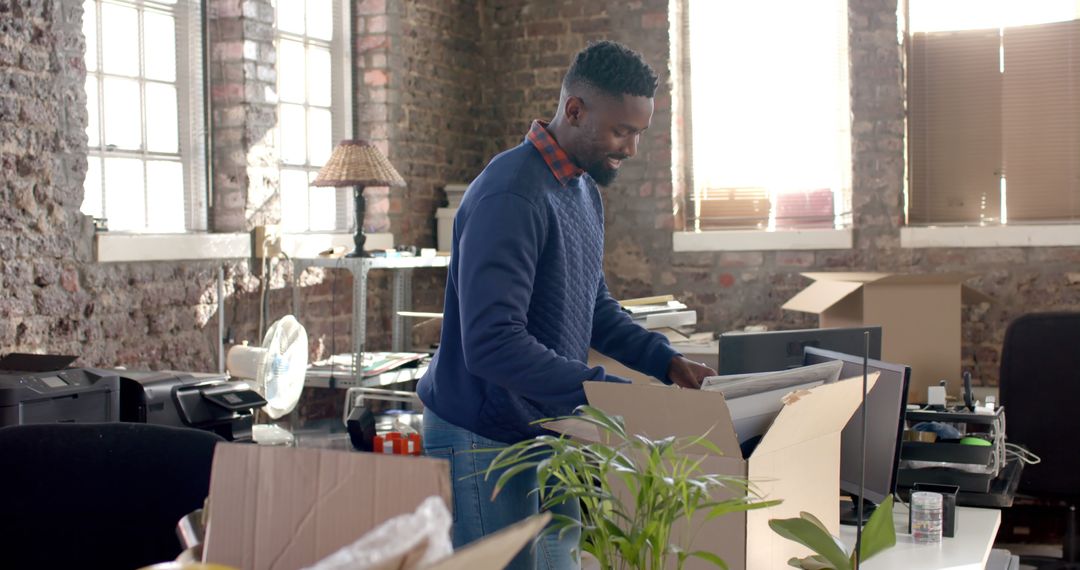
[304,365,427,390]
[294,255,450,270]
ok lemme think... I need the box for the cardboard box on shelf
[546,377,875,570]
[782,272,992,402]
[202,444,542,570]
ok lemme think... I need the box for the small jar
[911,491,943,544]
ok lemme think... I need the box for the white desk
[839,506,1000,570]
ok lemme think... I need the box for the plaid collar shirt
[526,120,585,187]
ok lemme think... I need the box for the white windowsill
[672,228,853,252]
[96,233,252,262]
[901,225,1080,248]
[281,232,394,258]
[95,232,394,262]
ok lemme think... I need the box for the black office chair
[999,312,1080,569]
[0,422,223,569]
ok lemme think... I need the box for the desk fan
[226,315,308,443]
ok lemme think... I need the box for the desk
[839,506,1000,569]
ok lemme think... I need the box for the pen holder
[909,483,959,538]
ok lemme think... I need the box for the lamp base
[347,185,370,258]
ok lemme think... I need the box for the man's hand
[667,355,716,389]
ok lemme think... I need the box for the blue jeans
[422,408,581,570]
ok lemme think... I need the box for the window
[82,0,207,232]
[907,0,1080,225]
[274,0,352,233]
[677,0,852,232]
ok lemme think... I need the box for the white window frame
[275,0,354,234]
[83,0,208,234]
[671,0,854,253]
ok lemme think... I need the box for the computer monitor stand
[840,494,877,526]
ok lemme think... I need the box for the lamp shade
[312,139,406,188]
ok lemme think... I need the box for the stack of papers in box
[702,360,843,444]
[620,296,697,331]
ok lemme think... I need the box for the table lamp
[312,140,406,257]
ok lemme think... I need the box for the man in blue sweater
[417,41,716,569]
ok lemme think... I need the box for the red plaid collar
[526,120,584,187]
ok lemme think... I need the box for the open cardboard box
[201,444,545,570]
[547,377,876,570]
[782,272,992,401]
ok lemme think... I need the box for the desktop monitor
[718,326,882,374]
[803,346,911,525]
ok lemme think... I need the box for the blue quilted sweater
[417,136,679,444]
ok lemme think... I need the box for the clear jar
[911,491,943,544]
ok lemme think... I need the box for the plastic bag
[302,495,453,570]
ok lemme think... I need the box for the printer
[117,371,267,441]
[0,354,121,426]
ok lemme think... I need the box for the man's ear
[564,95,586,126]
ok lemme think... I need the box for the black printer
[0,354,121,426]
[117,371,267,441]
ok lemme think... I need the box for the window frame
[901,1,1080,248]
[82,0,208,234]
[671,0,855,251]
[274,0,354,234]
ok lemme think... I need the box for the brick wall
[209,0,278,232]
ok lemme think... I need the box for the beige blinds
[1002,20,1080,222]
[908,19,1080,224]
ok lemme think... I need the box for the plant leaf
[689,550,729,569]
[768,518,851,570]
[791,554,841,570]
[857,495,896,562]
[799,511,833,538]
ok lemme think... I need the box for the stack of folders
[701,360,844,446]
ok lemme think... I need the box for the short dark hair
[563,41,658,99]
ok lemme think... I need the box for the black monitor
[718,327,882,374]
[803,346,910,525]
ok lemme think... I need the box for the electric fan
[226,315,309,421]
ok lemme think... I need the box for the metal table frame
[291,255,450,378]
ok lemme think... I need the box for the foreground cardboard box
[782,272,991,401]
[549,378,875,570]
[202,444,542,570]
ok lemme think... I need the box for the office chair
[0,422,223,569]
[999,312,1080,569]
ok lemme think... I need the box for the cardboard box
[202,444,543,570]
[782,272,992,402]
[548,377,875,570]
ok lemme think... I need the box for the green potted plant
[769,495,897,569]
[484,405,780,570]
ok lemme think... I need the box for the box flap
[583,382,741,458]
[870,272,976,285]
[752,373,878,457]
[428,513,550,570]
[203,444,452,569]
[781,280,865,314]
[800,272,891,283]
[961,284,993,304]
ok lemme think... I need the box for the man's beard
[583,160,619,186]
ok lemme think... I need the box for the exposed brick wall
[209,0,278,232]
